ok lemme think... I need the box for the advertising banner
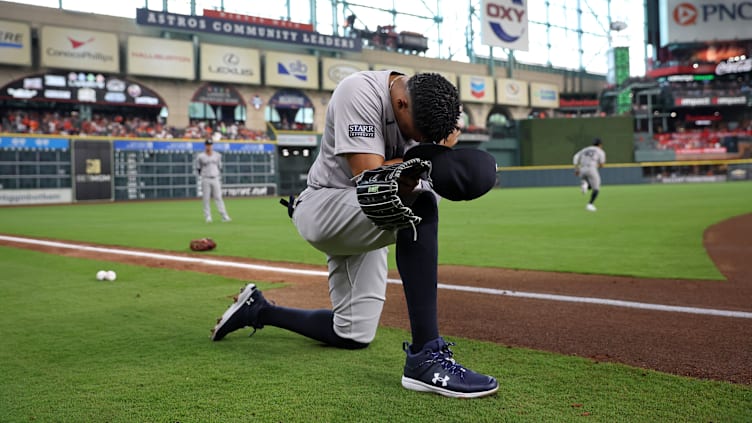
[530,82,559,108]
[200,43,260,85]
[660,0,752,46]
[322,58,368,90]
[136,9,361,53]
[0,189,73,205]
[202,9,314,32]
[276,133,318,146]
[0,136,69,150]
[0,19,31,66]
[481,0,529,51]
[496,78,529,106]
[191,84,245,105]
[40,26,119,73]
[127,36,195,80]
[459,74,495,103]
[73,140,113,201]
[0,73,164,107]
[674,96,749,107]
[264,51,318,89]
[715,58,752,75]
[113,140,275,153]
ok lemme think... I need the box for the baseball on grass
[96,270,107,281]
[105,270,117,281]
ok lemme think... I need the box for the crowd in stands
[0,110,270,141]
[182,120,269,141]
[646,120,752,152]
[663,80,752,99]
[0,108,496,140]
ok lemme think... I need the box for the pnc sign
[661,0,752,45]
[673,1,752,25]
[481,0,529,51]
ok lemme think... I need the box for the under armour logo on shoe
[245,297,255,306]
[432,373,450,387]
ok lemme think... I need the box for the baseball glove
[354,158,432,231]
[190,237,217,251]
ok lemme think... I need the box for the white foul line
[2,234,751,320]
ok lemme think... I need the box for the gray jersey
[573,146,606,170]
[306,70,412,189]
[292,70,419,344]
[195,151,222,178]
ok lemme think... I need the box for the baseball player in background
[573,138,606,212]
[195,137,231,223]
[210,70,499,398]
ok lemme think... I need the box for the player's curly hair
[407,73,461,143]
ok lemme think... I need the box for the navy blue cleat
[401,337,498,398]
[211,283,267,341]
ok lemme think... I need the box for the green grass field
[1,182,750,279]
[1,182,751,421]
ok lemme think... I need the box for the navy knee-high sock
[259,306,368,350]
[590,189,599,204]
[396,192,439,352]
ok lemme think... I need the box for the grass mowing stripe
[6,234,752,320]
[0,182,750,280]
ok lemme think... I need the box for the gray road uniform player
[293,71,425,343]
[195,139,230,222]
[210,70,498,399]
[573,138,606,211]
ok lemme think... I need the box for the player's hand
[437,128,460,148]
[397,170,422,197]
[574,169,580,176]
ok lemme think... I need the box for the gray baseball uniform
[293,70,421,343]
[573,145,606,190]
[195,150,230,221]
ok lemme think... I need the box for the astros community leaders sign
[136,9,362,53]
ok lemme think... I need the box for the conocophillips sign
[40,26,119,73]
[660,0,752,46]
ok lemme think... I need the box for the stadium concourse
[1,213,750,385]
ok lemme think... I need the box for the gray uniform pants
[201,176,228,219]
[293,186,397,344]
[579,168,601,191]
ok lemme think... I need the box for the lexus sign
[200,43,260,85]
[660,0,752,46]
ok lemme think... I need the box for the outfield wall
[498,160,752,188]
[518,116,635,166]
[3,134,752,206]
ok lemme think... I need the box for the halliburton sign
[660,0,752,46]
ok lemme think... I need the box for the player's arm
[333,76,391,176]
[572,150,581,175]
[345,153,388,176]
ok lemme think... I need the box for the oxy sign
[481,0,529,51]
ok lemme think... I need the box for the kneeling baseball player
[211,71,499,398]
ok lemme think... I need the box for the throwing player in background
[210,70,499,398]
[195,136,231,223]
[573,138,606,212]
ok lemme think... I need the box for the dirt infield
[1,213,750,384]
